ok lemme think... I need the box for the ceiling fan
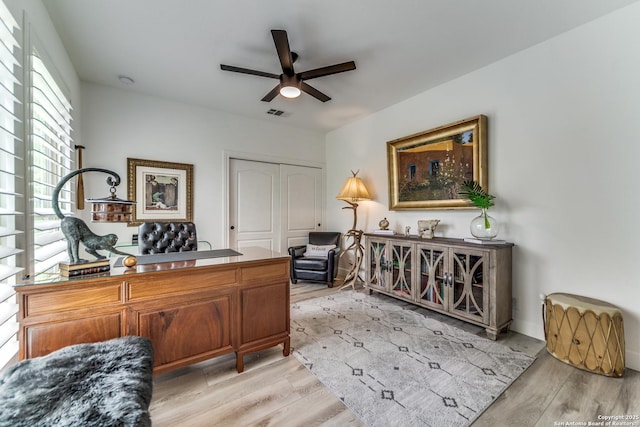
[220,29,356,103]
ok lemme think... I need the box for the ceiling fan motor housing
[279,74,301,98]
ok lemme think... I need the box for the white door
[229,159,322,252]
[229,159,280,251]
[280,164,323,250]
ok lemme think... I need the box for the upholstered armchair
[288,232,341,287]
[138,222,198,255]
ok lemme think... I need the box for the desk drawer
[240,260,288,283]
[25,313,122,358]
[127,267,237,300]
[24,284,123,317]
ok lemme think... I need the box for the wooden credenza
[15,247,290,374]
[365,234,513,340]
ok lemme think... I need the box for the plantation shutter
[0,0,23,369]
[29,39,73,275]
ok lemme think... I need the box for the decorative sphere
[123,256,137,267]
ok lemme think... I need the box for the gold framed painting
[387,115,487,210]
[127,158,193,226]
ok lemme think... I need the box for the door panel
[390,243,413,300]
[136,296,233,367]
[229,159,279,251]
[25,313,122,358]
[366,239,388,292]
[230,159,322,253]
[240,282,288,345]
[281,164,322,250]
[417,245,446,310]
[449,249,489,324]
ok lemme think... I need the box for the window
[0,0,23,369]
[407,164,416,181]
[0,2,74,369]
[29,42,73,276]
[429,160,440,176]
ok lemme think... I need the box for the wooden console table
[15,247,290,374]
[365,234,513,340]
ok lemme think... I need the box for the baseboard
[511,318,640,371]
[510,318,544,342]
[624,348,640,371]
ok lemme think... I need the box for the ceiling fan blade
[220,64,280,79]
[300,82,330,102]
[299,61,356,80]
[271,30,295,76]
[261,85,281,102]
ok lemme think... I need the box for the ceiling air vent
[266,109,288,117]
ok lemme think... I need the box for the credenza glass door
[367,238,388,292]
[389,242,413,300]
[417,244,446,310]
[449,248,489,324]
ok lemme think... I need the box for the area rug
[291,291,534,427]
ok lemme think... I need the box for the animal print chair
[137,222,198,255]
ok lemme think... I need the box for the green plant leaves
[458,180,495,209]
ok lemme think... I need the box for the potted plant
[458,180,498,239]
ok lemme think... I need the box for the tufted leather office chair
[138,222,198,255]
[288,232,341,287]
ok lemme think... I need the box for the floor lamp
[336,170,370,290]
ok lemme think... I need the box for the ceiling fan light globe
[280,85,301,98]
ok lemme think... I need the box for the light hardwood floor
[150,282,640,426]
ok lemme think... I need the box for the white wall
[326,3,640,370]
[80,83,325,248]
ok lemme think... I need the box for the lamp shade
[336,172,370,202]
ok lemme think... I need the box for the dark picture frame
[126,158,193,226]
[387,115,487,210]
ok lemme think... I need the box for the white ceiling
[43,0,638,132]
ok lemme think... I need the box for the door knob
[230,226,235,230]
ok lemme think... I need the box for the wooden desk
[15,247,290,374]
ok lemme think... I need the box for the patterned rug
[291,291,534,427]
